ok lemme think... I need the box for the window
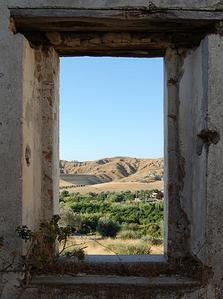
[10,6,216,280]
[59,57,164,257]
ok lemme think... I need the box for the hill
[60,157,164,191]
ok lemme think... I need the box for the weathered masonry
[1,1,223,298]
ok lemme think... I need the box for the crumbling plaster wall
[22,42,59,229]
[0,3,24,256]
[177,35,223,285]
[164,33,223,298]
[205,34,223,297]
[0,2,59,253]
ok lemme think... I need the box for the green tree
[96,217,120,238]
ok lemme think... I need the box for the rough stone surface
[0,1,223,298]
[0,3,24,257]
[3,0,223,10]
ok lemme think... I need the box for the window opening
[59,57,164,256]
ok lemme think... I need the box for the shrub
[150,237,163,246]
[59,190,70,202]
[141,235,163,246]
[61,190,69,197]
[121,223,141,231]
[59,205,82,232]
[96,217,120,238]
[81,213,103,233]
[143,221,164,239]
[108,242,151,255]
[108,193,124,202]
[63,247,85,260]
[118,230,141,240]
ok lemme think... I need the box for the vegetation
[16,215,85,272]
[0,215,85,290]
[96,217,120,238]
[59,189,164,254]
[118,230,142,240]
[107,242,151,255]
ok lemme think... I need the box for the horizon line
[60,155,164,163]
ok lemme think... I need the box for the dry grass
[60,180,164,194]
[63,236,163,255]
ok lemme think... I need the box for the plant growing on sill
[16,215,85,267]
[0,215,85,285]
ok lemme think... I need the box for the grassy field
[60,179,164,193]
[64,235,163,255]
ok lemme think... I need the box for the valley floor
[60,180,164,193]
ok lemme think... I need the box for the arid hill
[60,157,163,185]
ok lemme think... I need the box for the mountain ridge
[60,156,164,184]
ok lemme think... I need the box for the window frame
[10,6,221,281]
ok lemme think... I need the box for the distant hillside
[60,157,163,185]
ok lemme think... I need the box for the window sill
[83,254,166,264]
[31,274,201,289]
[38,254,203,280]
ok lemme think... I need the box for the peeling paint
[25,145,31,166]
[44,150,52,162]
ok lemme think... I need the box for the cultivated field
[60,177,164,193]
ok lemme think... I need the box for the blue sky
[60,57,163,161]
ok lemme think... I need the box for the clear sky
[60,57,163,162]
